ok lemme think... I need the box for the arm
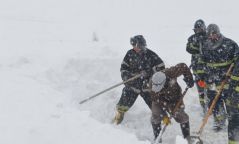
[229,42,239,91]
[120,51,132,81]
[151,52,165,72]
[165,63,194,87]
[141,50,165,78]
[186,35,201,54]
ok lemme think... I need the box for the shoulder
[187,34,197,42]
[125,49,135,55]
[175,63,188,68]
[146,48,155,53]
[146,48,159,56]
[168,63,188,70]
[223,37,238,47]
[223,37,236,44]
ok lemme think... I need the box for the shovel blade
[189,136,203,144]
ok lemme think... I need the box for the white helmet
[152,72,166,93]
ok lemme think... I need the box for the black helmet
[130,35,146,47]
[193,19,206,33]
[207,24,221,41]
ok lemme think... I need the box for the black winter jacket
[120,48,165,91]
[186,32,207,79]
[201,36,239,84]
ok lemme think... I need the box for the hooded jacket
[151,63,193,110]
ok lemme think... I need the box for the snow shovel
[79,73,142,104]
[189,63,234,144]
[155,87,189,144]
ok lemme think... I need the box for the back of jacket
[201,37,239,83]
[151,63,193,109]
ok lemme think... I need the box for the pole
[79,73,142,104]
[197,63,234,135]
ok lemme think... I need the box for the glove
[124,77,136,87]
[122,73,135,87]
[184,77,194,88]
[162,116,171,125]
[197,80,206,88]
[140,70,148,77]
[122,75,129,81]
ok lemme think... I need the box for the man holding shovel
[150,63,194,143]
[201,24,239,132]
[113,35,165,124]
[226,61,239,144]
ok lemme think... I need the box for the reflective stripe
[216,84,229,90]
[206,59,233,67]
[225,99,239,109]
[197,60,206,64]
[120,70,129,73]
[130,87,141,94]
[208,83,229,91]
[193,70,206,74]
[215,115,225,121]
[153,63,165,72]
[157,63,165,68]
[231,75,239,81]
[116,105,129,112]
[229,140,239,144]
[121,61,129,67]
[235,86,239,92]
[225,99,231,106]
[199,98,204,102]
[189,43,199,50]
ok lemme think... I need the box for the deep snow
[0,0,239,144]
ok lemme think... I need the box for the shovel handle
[197,63,234,135]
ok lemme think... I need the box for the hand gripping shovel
[154,87,189,144]
[189,63,234,144]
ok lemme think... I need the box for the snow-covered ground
[0,0,239,144]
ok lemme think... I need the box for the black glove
[184,77,194,88]
[122,73,137,87]
[141,69,154,79]
[140,70,148,77]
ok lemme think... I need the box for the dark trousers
[206,89,227,124]
[116,86,152,112]
[151,101,190,139]
[227,107,239,142]
[195,79,206,110]
[226,92,239,142]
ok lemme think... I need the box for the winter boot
[213,113,226,132]
[181,121,191,143]
[113,110,125,125]
[181,122,194,144]
[185,136,192,144]
[152,123,161,142]
[199,93,206,115]
[213,120,226,132]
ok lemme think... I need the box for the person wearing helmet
[113,35,165,125]
[186,19,207,114]
[201,24,239,134]
[150,63,194,143]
